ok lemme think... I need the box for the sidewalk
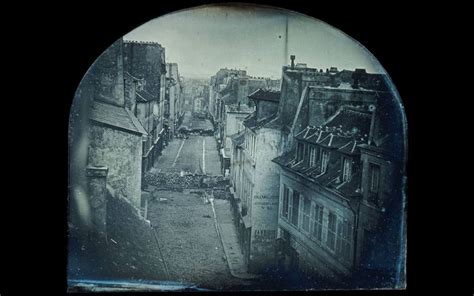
[212,198,260,280]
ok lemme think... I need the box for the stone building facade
[70,38,149,242]
[123,40,167,173]
[88,101,147,208]
[272,73,405,285]
[229,89,282,273]
[221,103,253,175]
[227,56,404,283]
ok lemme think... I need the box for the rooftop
[136,89,155,102]
[248,88,281,103]
[243,113,278,131]
[123,39,163,48]
[323,106,372,137]
[273,149,362,199]
[89,101,147,135]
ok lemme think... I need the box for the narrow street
[152,113,219,175]
[152,135,220,175]
[143,113,254,290]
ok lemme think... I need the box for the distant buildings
[209,68,281,175]
[227,56,404,283]
[193,96,204,115]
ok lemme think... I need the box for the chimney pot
[290,55,295,68]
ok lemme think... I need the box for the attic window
[296,142,305,162]
[342,158,352,182]
[309,145,319,166]
[321,150,329,173]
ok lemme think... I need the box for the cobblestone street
[143,113,252,289]
[146,190,249,290]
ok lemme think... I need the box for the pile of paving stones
[144,172,202,189]
[144,172,230,190]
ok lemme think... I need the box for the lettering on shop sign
[254,229,277,241]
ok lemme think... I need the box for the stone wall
[87,39,125,107]
[85,166,109,240]
[87,124,143,209]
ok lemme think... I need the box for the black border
[6,1,462,295]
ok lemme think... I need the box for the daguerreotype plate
[68,3,407,292]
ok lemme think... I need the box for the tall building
[228,56,403,281]
[71,38,148,241]
[165,63,185,138]
[230,89,282,273]
[271,63,404,284]
[123,40,167,172]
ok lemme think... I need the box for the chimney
[352,68,367,89]
[86,166,109,241]
[290,55,295,68]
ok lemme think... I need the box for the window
[309,146,317,166]
[296,142,305,162]
[290,190,300,226]
[342,158,352,182]
[311,203,324,242]
[369,163,380,193]
[326,211,337,251]
[302,196,311,232]
[321,150,329,173]
[282,185,290,219]
[336,219,353,262]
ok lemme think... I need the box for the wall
[123,41,165,100]
[308,87,377,126]
[278,68,303,129]
[256,100,279,122]
[88,39,125,107]
[248,128,282,273]
[277,168,355,279]
[88,124,143,209]
[166,63,182,135]
[224,112,249,151]
[124,76,137,112]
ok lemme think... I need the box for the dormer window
[296,142,305,162]
[342,158,352,182]
[321,150,329,173]
[309,145,319,167]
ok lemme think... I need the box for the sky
[124,5,385,79]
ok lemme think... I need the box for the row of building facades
[70,38,185,238]
[210,56,405,285]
